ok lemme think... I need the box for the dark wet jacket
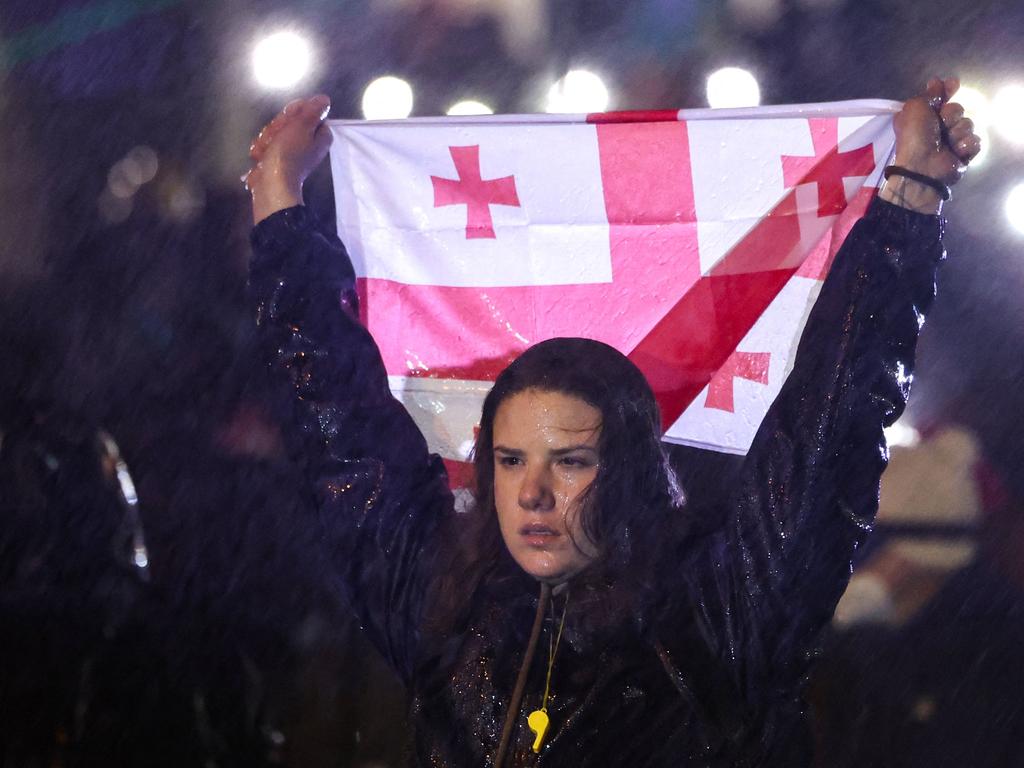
[249,198,944,767]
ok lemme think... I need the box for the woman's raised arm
[246,97,454,684]
[677,79,980,722]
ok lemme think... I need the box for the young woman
[245,81,979,766]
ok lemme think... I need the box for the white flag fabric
[327,100,898,466]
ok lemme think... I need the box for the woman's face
[491,388,601,584]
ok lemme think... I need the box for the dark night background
[1,0,1023,765]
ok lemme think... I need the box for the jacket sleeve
[683,197,945,709]
[249,206,453,683]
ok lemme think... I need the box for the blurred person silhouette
[811,425,1024,767]
[0,402,160,764]
[0,284,290,766]
[5,188,411,766]
[0,400,302,767]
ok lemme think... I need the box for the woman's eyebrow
[493,445,524,455]
[550,445,599,456]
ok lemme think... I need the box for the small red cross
[782,119,876,218]
[705,351,771,413]
[431,145,521,239]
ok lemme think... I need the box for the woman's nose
[518,467,555,511]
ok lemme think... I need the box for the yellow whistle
[527,709,550,753]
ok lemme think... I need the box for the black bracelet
[883,165,951,202]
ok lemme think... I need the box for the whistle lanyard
[527,593,570,753]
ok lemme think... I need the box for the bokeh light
[252,30,312,90]
[107,163,137,199]
[954,85,991,127]
[447,100,494,116]
[706,67,761,108]
[545,69,610,114]
[362,76,414,120]
[120,146,159,187]
[1005,182,1024,235]
[106,146,160,201]
[992,83,1024,145]
[884,418,921,448]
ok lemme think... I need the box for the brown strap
[494,582,551,768]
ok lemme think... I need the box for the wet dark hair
[427,338,686,639]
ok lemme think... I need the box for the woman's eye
[559,456,590,468]
[498,456,522,467]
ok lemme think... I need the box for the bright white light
[545,69,610,114]
[706,67,761,109]
[447,100,494,116]
[133,547,149,569]
[252,31,312,90]
[884,419,920,448]
[362,76,414,120]
[1005,183,1024,235]
[954,85,991,128]
[992,84,1024,145]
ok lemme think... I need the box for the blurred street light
[706,67,761,108]
[955,85,991,127]
[545,69,610,114]
[992,84,1024,146]
[447,100,494,116]
[252,30,312,90]
[362,76,414,120]
[1005,182,1024,235]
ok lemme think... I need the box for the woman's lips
[520,522,560,548]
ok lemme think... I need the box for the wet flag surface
[327,100,897,465]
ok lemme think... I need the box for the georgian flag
[327,101,897,466]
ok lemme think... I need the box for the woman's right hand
[246,94,333,224]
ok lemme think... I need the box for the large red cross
[705,351,771,413]
[782,118,876,217]
[431,145,521,239]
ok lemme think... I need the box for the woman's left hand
[880,77,982,214]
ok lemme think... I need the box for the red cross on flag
[327,100,897,465]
